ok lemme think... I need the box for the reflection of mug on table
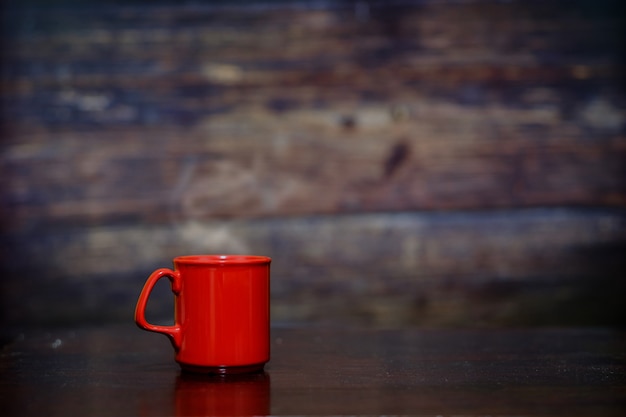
[175,372,270,416]
[135,255,271,374]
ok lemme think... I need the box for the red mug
[135,255,271,374]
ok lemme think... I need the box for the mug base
[179,362,266,375]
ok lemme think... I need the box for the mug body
[173,255,270,373]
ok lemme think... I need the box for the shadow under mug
[135,255,271,374]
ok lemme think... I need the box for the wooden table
[1,323,624,416]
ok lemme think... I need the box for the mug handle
[134,268,182,351]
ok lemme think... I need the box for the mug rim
[174,255,271,265]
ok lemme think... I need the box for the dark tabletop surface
[1,323,625,416]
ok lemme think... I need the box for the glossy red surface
[135,255,271,373]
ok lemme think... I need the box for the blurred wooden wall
[1,0,625,326]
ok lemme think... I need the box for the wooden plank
[2,121,624,230]
[2,209,624,326]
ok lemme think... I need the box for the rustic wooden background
[1,0,625,327]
